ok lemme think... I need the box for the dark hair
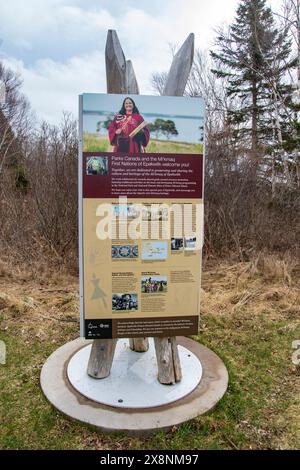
[118,97,140,115]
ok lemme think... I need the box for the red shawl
[108,113,150,153]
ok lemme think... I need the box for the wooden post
[87,30,126,378]
[105,30,127,94]
[126,60,139,94]
[87,31,148,378]
[87,339,117,379]
[163,33,194,97]
[126,58,149,353]
[154,337,182,384]
[87,30,195,382]
[153,32,195,384]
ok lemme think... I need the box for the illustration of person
[91,274,107,308]
[108,97,150,153]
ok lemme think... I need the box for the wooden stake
[126,58,149,353]
[129,338,149,352]
[154,337,182,384]
[105,30,127,94]
[87,339,117,379]
[152,32,195,384]
[163,33,195,97]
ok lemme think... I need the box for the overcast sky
[0,0,282,125]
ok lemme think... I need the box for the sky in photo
[0,0,283,125]
[82,93,204,143]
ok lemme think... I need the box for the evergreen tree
[211,0,293,154]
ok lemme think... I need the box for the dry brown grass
[248,252,297,284]
[0,260,79,342]
[1,252,299,344]
[201,253,300,322]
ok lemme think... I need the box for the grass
[83,132,203,154]
[0,256,299,449]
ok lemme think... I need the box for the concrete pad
[40,337,228,435]
[67,339,203,408]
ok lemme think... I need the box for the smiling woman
[108,96,150,153]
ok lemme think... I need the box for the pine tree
[277,0,300,189]
[211,0,293,154]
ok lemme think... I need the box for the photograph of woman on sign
[108,97,150,153]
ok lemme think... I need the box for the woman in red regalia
[108,97,150,153]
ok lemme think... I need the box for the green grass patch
[0,311,299,449]
[83,133,203,154]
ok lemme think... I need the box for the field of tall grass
[83,132,203,154]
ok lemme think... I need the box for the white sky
[0,0,283,124]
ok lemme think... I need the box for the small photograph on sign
[112,293,138,311]
[142,205,169,221]
[113,204,140,219]
[141,241,168,261]
[112,245,138,259]
[141,276,168,294]
[184,237,197,250]
[86,156,108,175]
[83,93,204,154]
[171,238,184,251]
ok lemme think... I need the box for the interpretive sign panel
[79,93,204,339]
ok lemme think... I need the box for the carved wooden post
[87,30,126,378]
[153,33,195,384]
[126,60,139,94]
[105,30,127,94]
[163,33,194,96]
[87,31,148,378]
[87,30,195,383]
[126,58,149,353]
[87,338,117,378]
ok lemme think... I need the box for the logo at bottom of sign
[85,320,112,339]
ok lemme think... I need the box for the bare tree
[28,113,78,260]
[0,62,32,175]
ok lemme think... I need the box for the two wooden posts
[87,30,196,385]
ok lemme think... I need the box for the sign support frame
[80,30,197,384]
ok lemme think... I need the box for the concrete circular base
[67,339,203,408]
[40,337,228,434]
